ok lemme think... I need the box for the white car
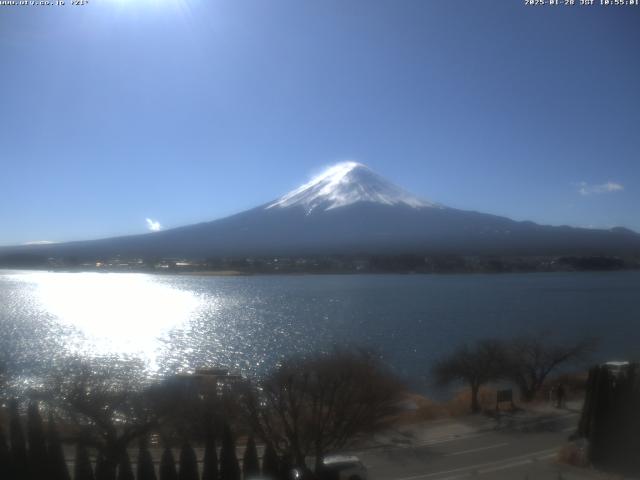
[603,361,630,377]
[321,455,368,480]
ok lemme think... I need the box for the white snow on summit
[267,162,440,214]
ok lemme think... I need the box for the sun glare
[23,272,203,363]
[98,0,198,23]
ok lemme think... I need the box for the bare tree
[433,339,507,413]
[504,334,595,402]
[40,357,159,477]
[244,349,404,470]
[145,376,212,444]
[146,372,244,446]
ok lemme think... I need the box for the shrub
[117,451,135,480]
[178,443,199,480]
[27,402,48,480]
[137,440,157,480]
[9,400,28,480]
[242,436,260,479]
[48,415,71,480]
[261,443,279,479]
[202,434,218,480]
[0,425,11,480]
[74,444,95,480]
[220,425,240,480]
[160,447,178,480]
[95,452,117,480]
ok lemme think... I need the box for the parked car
[603,361,630,378]
[318,455,368,480]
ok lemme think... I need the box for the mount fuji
[2,162,639,263]
[266,162,439,213]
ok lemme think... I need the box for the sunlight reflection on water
[11,271,204,365]
[2,269,639,392]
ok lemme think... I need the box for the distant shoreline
[175,270,249,276]
[2,252,639,276]
[1,264,639,277]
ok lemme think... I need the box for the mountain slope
[1,163,639,261]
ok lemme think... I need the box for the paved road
[61,408,609,479]
[353,412,602,480]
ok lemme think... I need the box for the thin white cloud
[23,240,56,245]
[145,218,162,232]
[577,181,624,196]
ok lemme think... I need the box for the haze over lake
[2,269,638,391]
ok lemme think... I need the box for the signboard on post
[496,388,515,411]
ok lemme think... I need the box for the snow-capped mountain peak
[267,162,440,214]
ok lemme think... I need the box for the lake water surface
[1,269,638,391]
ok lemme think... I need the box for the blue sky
[1,0,639,245]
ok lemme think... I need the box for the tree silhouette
[117,451,135,480]
[578,363,640,474]
[159,447,178,480]
[242,436,260,479]
[178,443,199,480]
[27,402,48,480]
[504,335,594,401]
[278,454,291,480]
[74,444,95,480]
[244,349,404,468]
[9,400,28,480]
[219,425,240,480]
[0,424,11,480]
[433,340,506,413]
[136,439,157,480]
[95,451,116,480]
[43,359,158,476]
[261,443,279,479]
[48,415,71,480]
[202,434,218,480]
